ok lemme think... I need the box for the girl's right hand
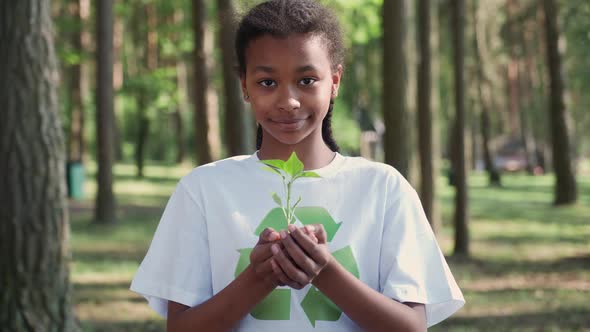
[250,227,296,288]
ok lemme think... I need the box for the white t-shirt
[130,151,465,331]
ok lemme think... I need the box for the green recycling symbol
[234,206,360,327]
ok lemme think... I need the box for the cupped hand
[249,227,286,287]
[270,224,332,289]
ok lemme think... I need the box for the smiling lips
[271,118,307,131]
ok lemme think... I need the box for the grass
[69,163,590,331]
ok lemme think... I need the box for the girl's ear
[331,64,343,98]
[240,74,250,102]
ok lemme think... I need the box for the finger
[250,243,274,263]
[272,243,310,286]
[270,258,300,289]
[258,227,280,244]
[253,257,274,276]
[303,225,319,243]
[283,226,317,275]
[289,225,325,264]
[311,224,328,244]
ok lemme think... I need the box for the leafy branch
[258,152,321,225]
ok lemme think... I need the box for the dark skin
[168,225,426,331]
[167,33,426,331]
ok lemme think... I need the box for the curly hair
[235,0,343,152]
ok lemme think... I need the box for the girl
[131,0,465,331]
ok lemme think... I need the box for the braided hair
[236,0,343,152]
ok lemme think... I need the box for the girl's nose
[276,86,300,111]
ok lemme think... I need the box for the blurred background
[1,0,589,331]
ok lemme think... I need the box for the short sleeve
[379,174,465,327]
[130,180,213,318]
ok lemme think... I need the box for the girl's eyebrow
[253,65,274,73]
[296,65,318,73]
[252,64,318,74]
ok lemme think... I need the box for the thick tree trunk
[382,0,409,177]
[95,0,117,223]
[451,0,469,256]
[542,0,577,205]
[416,0,437,232]
[193,0,213,165]
[217,0,252,156]
[0,1,78,330]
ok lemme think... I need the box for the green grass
[70,163,590,331]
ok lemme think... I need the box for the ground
[69,162,590,331]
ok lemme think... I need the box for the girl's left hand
[271,224,332,287]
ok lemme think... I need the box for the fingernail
[288,224,295,232]
[280,230,287,239]
[307,225,315,232]
[271,244,279,254]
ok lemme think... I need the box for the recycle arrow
[236,206,358,324]
[300,245,359,326]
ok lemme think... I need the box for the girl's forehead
[245,34,332,71]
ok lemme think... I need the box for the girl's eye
[299,78,316,86]
[258,79,276,87]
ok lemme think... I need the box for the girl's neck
[257,144,336,171]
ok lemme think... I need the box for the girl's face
[241,33,342,150]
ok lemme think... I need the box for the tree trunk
[451,0,469,256]
[472,0,501,186]
[0,1,78,330]
[542,0,577,205]
[67,0,87,163]
[416,0,437,232]
[173,10,188,164]
[193,0,213,165]
[382,0,409,177]
[217,0,252,156]
[95,0,117,223]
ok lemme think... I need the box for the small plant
[259,152,321,226]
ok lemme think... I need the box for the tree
[382,0,409,177]
[451,0,469,256]
[95,0,117,223]
[416,0,438,232]
[67,0,90,163]
[193,0,213,165]
[472,0,501,186]
[542,0,577,205]
[0,1,77,329]
[217,0,253,156]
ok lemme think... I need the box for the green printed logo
[234,206,360,326]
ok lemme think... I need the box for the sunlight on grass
[69,162,590,331]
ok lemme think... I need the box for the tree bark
[382,0,409,177]
[193,0,213,165]
[451,0,469,256]
[217,0,252,156]
[472,0,501,186]
[67,0,87,163]
[95,0,117,223]
[0,1,78,330]
[416,0,437,232]
[542,0,577,205]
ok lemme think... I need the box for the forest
[1,0,588,331]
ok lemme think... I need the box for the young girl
[131,0,464,330]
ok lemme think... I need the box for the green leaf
[262,166,283,176]
[271,192,282,206]
[301,171,322,178]
[285,152,304,177]
[259,159,286,170]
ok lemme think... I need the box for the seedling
[259,152,321,226]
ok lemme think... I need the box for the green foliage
[259,152,321,225]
